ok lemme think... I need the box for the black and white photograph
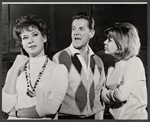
[2,1,148,120]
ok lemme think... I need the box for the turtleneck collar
[30,55,47,64]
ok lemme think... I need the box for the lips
[104,46,107,50]
[29,45,36,49]
[74,37,81,40]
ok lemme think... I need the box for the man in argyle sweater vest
[53,12,105,119]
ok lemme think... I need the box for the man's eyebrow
[80,26,85,28]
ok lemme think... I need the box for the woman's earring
[44,38,47,42]
[116,50,119,53]
[116,46,121,53]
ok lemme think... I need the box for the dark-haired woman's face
[104,37,118,55]
[20,26,47,57]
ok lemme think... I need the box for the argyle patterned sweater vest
[53,47,105,116]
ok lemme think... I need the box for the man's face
[71,19,94,50]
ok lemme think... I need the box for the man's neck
[79,45,89,55]
[79,46,89,67]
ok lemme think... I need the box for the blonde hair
[104,22,141,61]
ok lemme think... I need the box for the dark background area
[2,4,147,119]
[3,4,147,53]
[2,4,147,84]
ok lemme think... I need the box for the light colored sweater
[2,56,68,119]
[101,56,147,119]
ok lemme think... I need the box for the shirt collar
[69,43,95,57]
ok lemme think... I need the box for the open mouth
[29,45,36,49]
[74,37,81,41]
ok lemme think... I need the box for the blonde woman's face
[104,37,118,55]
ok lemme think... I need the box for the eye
[80,27,85,31]
[33,33,38,37]
[22,36,28,40]
[108,38,112,42]
[72,27,75,31]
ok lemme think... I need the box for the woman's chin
[104,50,109,54]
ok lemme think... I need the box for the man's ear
[89,29,95,38]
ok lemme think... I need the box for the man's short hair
[72,12,95,30]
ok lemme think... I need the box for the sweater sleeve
[2,91,17,113]
[36,64,68,117]
[106,57,145,102]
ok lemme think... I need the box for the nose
[73,29,80,36]
[28,36,34,44]
[104,39,108,44]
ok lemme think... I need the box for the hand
[11,55,29,72]
[100,87,111,104]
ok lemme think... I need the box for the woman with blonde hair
[101,22,147,119]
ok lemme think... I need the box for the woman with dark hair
[2,15,68,120]
[101,22,147,119]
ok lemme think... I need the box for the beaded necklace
[25,56,49,98]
